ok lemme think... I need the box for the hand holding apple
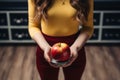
[50,42,71,66]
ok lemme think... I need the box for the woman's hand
[44,46,51,62]
[43,46,60,68]
[62,45,79,67]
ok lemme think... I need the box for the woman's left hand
[62,45,79,67]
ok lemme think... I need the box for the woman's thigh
[36,47,59,80]
[63,47,86,80]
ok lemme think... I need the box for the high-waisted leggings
[36,31,86,80]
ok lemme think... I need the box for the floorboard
[0,45,120,80]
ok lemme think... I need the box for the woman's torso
[41,0,80,36]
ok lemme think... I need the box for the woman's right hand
[44,46,51,62]
[43,46,60,68]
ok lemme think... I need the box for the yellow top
[28,0,94,38]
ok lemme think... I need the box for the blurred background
[0,0,120,80]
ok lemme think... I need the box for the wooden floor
[0,45,120,80]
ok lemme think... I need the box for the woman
[28,0,93,80]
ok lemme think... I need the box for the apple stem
[59,43,61,47]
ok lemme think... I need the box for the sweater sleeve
[28,0,41,38]
[81,0,94,39]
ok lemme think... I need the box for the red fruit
[50,43,71,62]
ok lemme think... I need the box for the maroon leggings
[36,31,86,80]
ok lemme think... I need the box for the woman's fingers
[43,46,79,68]
[44,47,61,68]
[62,51,78,67]
[44,47,51,62]
[49,62,60,68]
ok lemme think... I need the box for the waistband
[42,31,80,46]
[42,30,80,39]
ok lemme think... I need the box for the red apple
[50,43,71,62]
